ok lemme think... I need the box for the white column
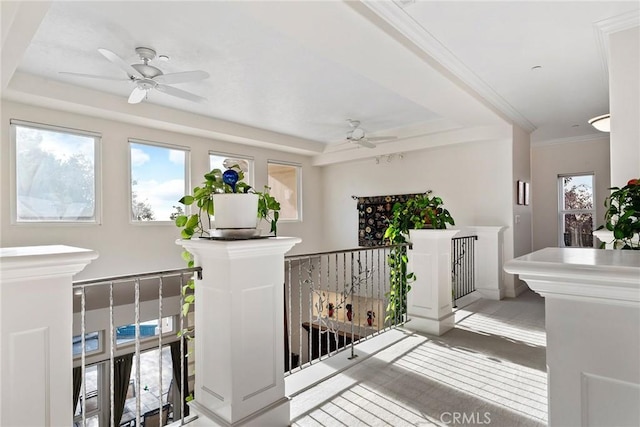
[460,226,507,300]
[0,245,98,427]
[406,229,460,336]
[178,237,301,427]
[505,248,640,427]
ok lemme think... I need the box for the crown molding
[593,10,640,88]
[532,133,609,148]
[362,0,536,133]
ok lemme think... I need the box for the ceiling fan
[60,47,210,104]
[345,119,397,148]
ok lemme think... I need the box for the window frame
[209,151,255,188]
[267,160,302,222]
[73,330,103,359]
[128,138,190,224]
[114,315,176,348]
[557,173,596,247]
[10,119,102,225]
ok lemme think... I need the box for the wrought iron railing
[72,267,200,427]
[283,244,409,375]
[451,235,478,305]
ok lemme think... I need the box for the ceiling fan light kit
[344,119,397,149]
[61,47,210,105]
[588,113,610,132]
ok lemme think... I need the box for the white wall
[509,125,532,296]
[320,137,514,256]
[512,125,532,258]
[531,136,610,251]
[1,101,324,280]
[609,26,640,188]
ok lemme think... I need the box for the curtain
[73,366,82,412]
[169,340,190,416]
[113,353,134,425]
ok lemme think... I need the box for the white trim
[10,120,102,224]
[362,1,536,133]
[532,133,608,148]
[9,118,101,138]
[593,10,640,89]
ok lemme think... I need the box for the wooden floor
[291,290,547,427]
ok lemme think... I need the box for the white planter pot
[212,193,259,229]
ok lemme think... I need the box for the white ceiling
[2,1,639,163]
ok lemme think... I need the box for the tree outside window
[130,141,188,222]
[13,122,98,222]
[559,174,595,247]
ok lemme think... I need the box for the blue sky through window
[130,142,186,221]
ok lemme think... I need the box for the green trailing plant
[383,191,455,322]
[174,162,281,333]
[174,163,280,240]
[598,178,640,250]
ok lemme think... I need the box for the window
[209,152,254,187]
[116,317,174,346]
[12,120,99,222]
[129,140,188,222]
[73,331,101,357]
[74,364,101,425]
[268,162,301,221]
[558,174,595,247]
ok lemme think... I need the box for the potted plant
[175,161,282,336]
[174,159,281,241]
[599,178,640,250]
[383,191,455,322]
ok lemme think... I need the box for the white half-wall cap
[588,113,610,132]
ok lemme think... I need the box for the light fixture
[588,113,610,132]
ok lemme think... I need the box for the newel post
[177,237,301,427]
[0,245,98,427]
[406,229,460,336]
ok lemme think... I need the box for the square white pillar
[406,229,460,336]
[178,237,301,427]
[505,248,640,427]
[460,226,507,300]
[0,245,98,427]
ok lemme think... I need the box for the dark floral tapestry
[357,193,422,247]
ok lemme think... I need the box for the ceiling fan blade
[156,84,207,103]
[356,139,376,149]
[59,71,129,81]
[98,48,141,79]
[128,87,147,104]
[366,136,397,142]
[154,70,210,85]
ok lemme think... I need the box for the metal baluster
[377,248,381,332]
[80,286,86,426]
[287,260,292,374]
[298,260,303,368]
[348,251,357,360]
[307,258,312,365]
[109,282,115,427]
[135,278,141,426]
[334,253,339,355]
[158,276,163,416]
[179,273,185,425]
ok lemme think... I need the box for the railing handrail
[452,235,478,242]
[73,266,202,288]
[285,243,411,261]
